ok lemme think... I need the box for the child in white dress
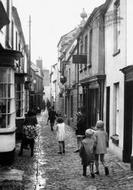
[55,117,66,154]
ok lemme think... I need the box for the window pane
[15,84,24,117]
[0,68,15,128]
[0,114,6,128]
[0,84,6,98]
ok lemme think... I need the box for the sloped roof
[58,27,81,59]
[12,6,25,45]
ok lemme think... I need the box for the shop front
[81,75,105,129]
[121,66,133,168]
[0,46,22,164]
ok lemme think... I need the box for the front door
[123,82,133,162]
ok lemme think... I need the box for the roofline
[77,0,111,39]
[57,27,78,47]
[12,6,26,45]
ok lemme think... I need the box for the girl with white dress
[55,117,66,154]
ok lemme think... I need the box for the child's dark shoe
[105,167,109,176]
[91,173,95,178]
[83,173,86,176]
[95,171,100,175]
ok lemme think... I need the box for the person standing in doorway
[47,106,57,131]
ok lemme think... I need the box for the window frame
[0,68,15,128]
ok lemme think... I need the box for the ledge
[83,67,87,71]
[87,64,92,69]
[113,49,120,57]
[111,135,119,146]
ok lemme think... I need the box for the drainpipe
[77,39,79,111]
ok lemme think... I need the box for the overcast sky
[13,0,105,70]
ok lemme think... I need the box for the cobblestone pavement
[1,110,133,190]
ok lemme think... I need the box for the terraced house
[55,0,133,169]
[104,0,133,169]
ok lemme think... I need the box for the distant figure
[79,129,96,178]
[47,106,57,131]
[95,120,109,176]
[55,117,66,154]
[19,110,38,157]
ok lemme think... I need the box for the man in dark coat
[47,106,57,131]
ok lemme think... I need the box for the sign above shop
[72,55,87,64]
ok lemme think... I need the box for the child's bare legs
[58,141,65,154]
[95,154,100,174]
[83,165,87,176]
[95,154,109,175]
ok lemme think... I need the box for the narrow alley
[0,110,133,190]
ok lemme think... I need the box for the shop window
[80,94,83,108]
[15,83,24,117]
[80,43,83,71]
[84,35,88,70]
[114,82,119,135]
[89,29,93,67]
[111,82,120,146]
[71,95,73,117]
[0,68,15,128]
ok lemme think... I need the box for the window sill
[111,135,119,146]
[113,49,120,57]
[87,64,92,69]
[83,67,87,71]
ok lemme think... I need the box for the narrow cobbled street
[1,110,133,190]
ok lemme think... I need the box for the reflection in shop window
[16,83,24,117]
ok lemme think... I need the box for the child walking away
[79,129,96,178]
[95,120,109,176]
[55,117,65,154]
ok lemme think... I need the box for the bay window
[0,68,15,128]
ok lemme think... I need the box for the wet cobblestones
[1,111,133,189]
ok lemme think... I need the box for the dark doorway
[88,88,98,128]
[123,82,133,162]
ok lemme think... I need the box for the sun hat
[96,120,104,129]
[85,129,94,136]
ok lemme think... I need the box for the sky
[13,0,105,70]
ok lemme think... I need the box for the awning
[0,1,10,30]
[0,44,23,60]
[0,44,23,67]
[15,73,27,83]
[120,65,133,82]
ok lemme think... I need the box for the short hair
[56,117,64,123]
